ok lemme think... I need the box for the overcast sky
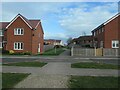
[1,2,118,43]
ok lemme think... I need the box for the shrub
[9,50,14,55]
[23,51,31,55]
[2,49,9,54]
[54,45,63,48]
[13,52,24,55]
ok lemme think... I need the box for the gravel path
[15,74,69,88]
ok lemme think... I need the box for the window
[0,42,3,48]
[14,28,24,35]
[112,40,119,48]
[93,32,95,36]
[101,28,104,32]
[0,30,4,36]
[100,41,104,48]
[14,42,24,50]
[99,29,101,34]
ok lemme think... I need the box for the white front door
[38,43,40,53]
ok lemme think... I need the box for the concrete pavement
[2,50,119,88]
[15,74,69,88]
[2,62,119,88]
[2,62,119,76]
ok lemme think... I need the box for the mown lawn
[71,62,119,69]
[41,48,65,56]
[2,73,30,88]
[3,62,47,67]
[68,76,119,88]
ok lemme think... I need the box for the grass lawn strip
[68,76,119,88]
[41,48,65,55]
[3,62,47,67]
[71,62,119,69]
[2,73,30,88]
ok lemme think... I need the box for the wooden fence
[71,47,119,56]
[43,45,54,52]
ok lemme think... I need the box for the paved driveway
[59,49,70,56]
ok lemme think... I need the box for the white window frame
[14,42,24,50]
[102,28,104,32]
[112,40,119,48]
[14,28,24,35]
[0,30,4,36]
[0,42,3,48]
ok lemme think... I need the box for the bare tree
[67,37,72,45]
[82,31,86,36]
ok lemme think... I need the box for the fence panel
[72,48,119,56]
[103,48,118,56]
[43,45,54,52]
[73,48,95,56]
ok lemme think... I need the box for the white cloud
[44,32,69,43]
[1,2,118,42]
[58,2,118,38]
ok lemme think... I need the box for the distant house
[71,36,93,48]
[44,39,64,46]
[0,14,44,54]
[92,13,120,49]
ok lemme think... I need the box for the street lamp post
[55,40,56,54]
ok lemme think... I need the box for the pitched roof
[92,13,120,32]
[56,40,61,43]
[5,14,41,30]
[44,39,61,43]
[104,13,120,25]
[29,20,40,28]
[72,35,93,42]
[0,22,9,29]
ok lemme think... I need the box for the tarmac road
[1,56,119,65]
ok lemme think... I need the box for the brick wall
[6,17,32,53]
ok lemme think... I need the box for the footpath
[2,50,119,88]
[3,62,119,88]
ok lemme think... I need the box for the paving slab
[2,62,119,76]
[15,74,69,88]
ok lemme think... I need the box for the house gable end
[6,14,33,29]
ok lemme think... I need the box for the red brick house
[71,36,93,48]
[92,13,120,49]
[0,14,44,54]
[44,39,64,46]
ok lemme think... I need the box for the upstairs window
[112,40,119,48]
[101,28,104,32]
[14,28,24,35]
[0,30,4,36]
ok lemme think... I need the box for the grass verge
[41,48,65,56]
[71,62,119,69]
[2,73,30,88]
[3,62,47,67]
[68,76,119,88]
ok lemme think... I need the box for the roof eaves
[6,14,33,29]
[104,13,120,25]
